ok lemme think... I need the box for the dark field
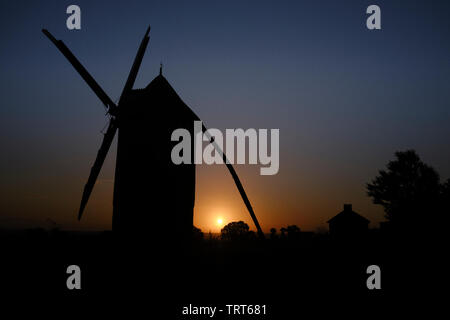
[1,227,427,316]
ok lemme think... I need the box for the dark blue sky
[0,0,449,231]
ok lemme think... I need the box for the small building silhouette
[327,204,370,237]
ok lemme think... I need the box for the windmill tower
[42,27,264,242]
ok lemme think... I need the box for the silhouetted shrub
[192,226,204,240]
[270,228,278,240]
[221,221,250,241]
[286,225,301,240]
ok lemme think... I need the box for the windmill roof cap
[137,74,200,121]
[145,74,169,89]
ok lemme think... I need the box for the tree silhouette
[440,178,450,222]
[220,221,250,241]
[441,178,450,200]
[192,226,204,240]
[286,225,301,240]
[367,150,441,230]
[270,228,277,240]
[280,227,287,239]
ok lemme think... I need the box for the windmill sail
[43,27,152,221]
[78,119,117,220]
[119,26,151,103]
[42,29,117,114]
[202,126,265,238]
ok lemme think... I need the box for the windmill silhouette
[42,26,264,242]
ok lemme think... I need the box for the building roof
[327,204,370,224]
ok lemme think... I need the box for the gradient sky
[0,0,449,232]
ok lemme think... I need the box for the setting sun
[216,218,224,226]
